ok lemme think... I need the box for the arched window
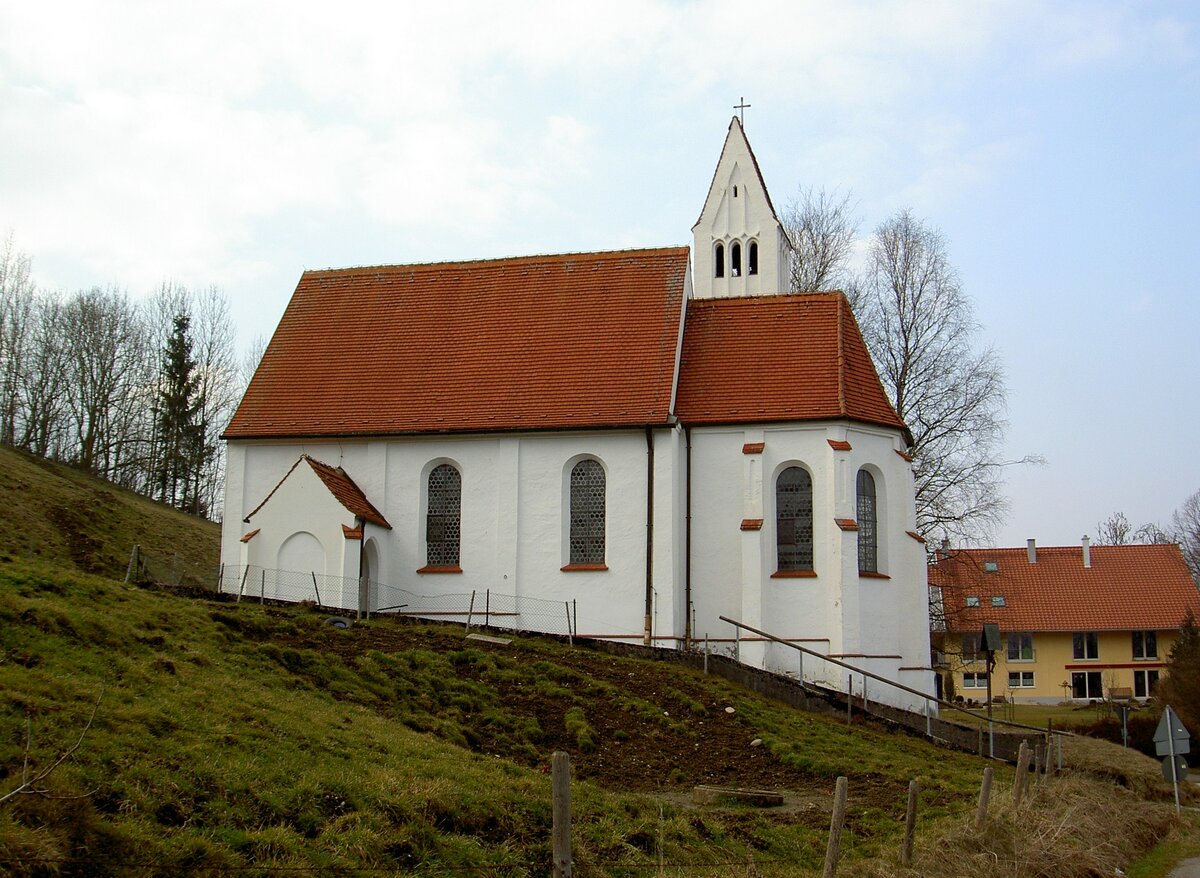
[714,243,725,278]
[731,241,742,277]
[569,459,605,564]
[857,469,877,573]
[426,464,461,567]
[748,240,758,276]
[776,467,814,571]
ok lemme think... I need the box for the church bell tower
[692,116,791,299]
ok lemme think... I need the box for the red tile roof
[304,457,391,529]
[224,248,688,439]
[931,544,1200,632]
[244,455,391,529]
[674,293,907,432]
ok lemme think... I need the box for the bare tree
[1095,510,1173,546]
[1171,490,1200,582]
[0,234,37,446]
[189,286,240,517]
[856,210,1032,543]
[17,294,69,457]
[783,187,859,293]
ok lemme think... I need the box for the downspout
[684,424,692,647]
[644,426,655,646]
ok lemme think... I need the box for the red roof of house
[674,293,907,432]
[224,248,689,439]
[930,544,1200,632]
[244,456,391,528]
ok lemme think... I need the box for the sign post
[1154,706,1191,814]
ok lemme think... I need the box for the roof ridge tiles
[301,246,690,278]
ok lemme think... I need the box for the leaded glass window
[856,469,877,573]
[426,464,461,566]
[569,459,605,564]
[776,466,813,571]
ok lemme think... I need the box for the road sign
[1154,707,1191,757]
[1162,754,1189,784]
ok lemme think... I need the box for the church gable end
[692,117,791,299]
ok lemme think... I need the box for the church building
[220,118,935,708]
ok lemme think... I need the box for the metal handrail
[719,615,1073,738]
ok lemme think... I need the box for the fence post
[216,563,224,593]
[311,572,322,607]
[260,570,265,604]
[125,544,139,584]
[552,751,572,878]
[485,589,490,630]
[238,565,250,603]
[573,600,577,640]
[466,590,476,633]
[846,676,853,725]
[822,776,848,878]
[901,779,919,866]
[704,634,709,674]
[1013,741,1031,804]
[975,766,993,828]
[564,602,573,647]
[925,700,932,738]
[733,621,740,663]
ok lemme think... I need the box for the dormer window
[731,242,741,277]
[714,243,725,278]
[748,240,758,276]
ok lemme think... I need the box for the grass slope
[0,450,1190,876]
[0,445,218,586]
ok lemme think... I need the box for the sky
[1,1,1198,549]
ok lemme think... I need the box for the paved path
[1168,858,1200,877]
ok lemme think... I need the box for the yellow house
[929,540,1200,704]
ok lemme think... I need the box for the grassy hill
[0,451,1193,877]
[0,445,219,586]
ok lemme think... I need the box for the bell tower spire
[692,115,791,299]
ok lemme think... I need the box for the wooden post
[822,776,849,878]
[901,779,919,866]
[237,565,250,603]
[466,590,476,632]
[977,726,983,757]
[704,634,709,674]
[564,601,573,647]
[311,572,322,607]
[1013,741,1031,804]
[1033,743,1044,786]
[552,751,572,878]
[260,570,265,604]
[975,767,993,828]
[846,676,853,725]
[125,544,139,584]
[485,589,490,630]
[216,562,224,593]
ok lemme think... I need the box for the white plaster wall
[687,420,934,707]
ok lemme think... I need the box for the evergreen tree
[156,313,207,510]
[1156,608,1200,732]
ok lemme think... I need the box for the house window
[1008,671,1035,688]
[965,595,980,608]
[1071,670,1103,699]
[962,672,987,689]
[1007,633,1033,662]
[748,240,759,275]
[714,243,725,278]
[569,459,606,565]
[776,466,814,572]
[961,632,982,662]
[991,595,1006,607]
[1132,631,1158,660]
[426,464,461,567]
[1072,632,1099,660]
[1134,669,1160,699]
[731,241,742,277]
[856,469,877,573]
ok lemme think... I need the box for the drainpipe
[684,425,692,646]
[645,427,655,646]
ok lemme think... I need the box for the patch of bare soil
[270,612,906,812]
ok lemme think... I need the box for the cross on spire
[734,96,751,125]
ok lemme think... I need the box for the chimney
[940,537,951,562]
[1082,535,1091,568]
[1027,538,1037,564]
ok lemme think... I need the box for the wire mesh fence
[216,565,578,638]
